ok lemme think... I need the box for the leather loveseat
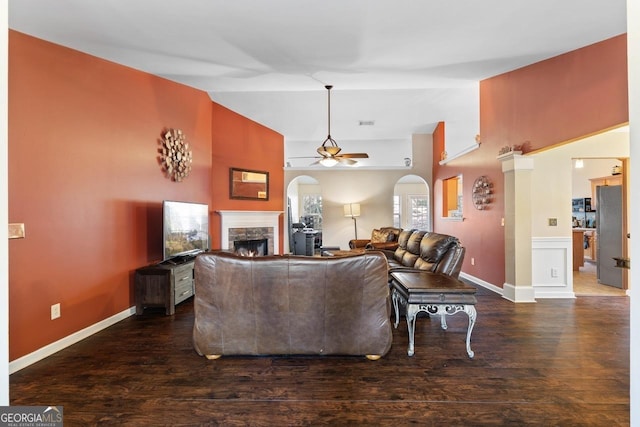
[192,251,393,360]
[380,229,465,279]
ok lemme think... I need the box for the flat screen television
[163,200,209,262]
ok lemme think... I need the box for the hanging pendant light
[317,85,342,162]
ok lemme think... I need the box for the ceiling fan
[293,85,369,167]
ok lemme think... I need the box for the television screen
[163,200,209,261]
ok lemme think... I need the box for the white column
[500,153,536,302]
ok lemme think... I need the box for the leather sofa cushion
[405,230,426,254]
[387,230,464,278]
[392,229,415,262]
[414,232,458,271]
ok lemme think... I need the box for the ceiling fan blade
[288,156,322,159]
[338,153,369,159]
[338,157,358,166]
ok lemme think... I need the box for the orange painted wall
[210,103,284,252]
[434,35,628,288]
[8,31,283,362]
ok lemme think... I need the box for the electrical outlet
[551,268,558,278]
[51,303,61,320]
[471,257,475,266]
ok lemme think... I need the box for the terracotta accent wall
[434,35,628,288]
[8,31,213,360]
[210,103,284,252]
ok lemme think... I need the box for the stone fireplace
[217,210,282,255]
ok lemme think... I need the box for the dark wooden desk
[390,271,477,358]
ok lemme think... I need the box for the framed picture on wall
[229,168,269,200]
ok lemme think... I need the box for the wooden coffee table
[321,248,366,257]
[390,271,477,358]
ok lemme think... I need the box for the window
[442,175,463,219]
[393,196,401,228]
[301,194,323,229]
[407,195,429,230]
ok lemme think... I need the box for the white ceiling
[9,1,627,166]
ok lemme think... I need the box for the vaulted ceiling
[9,1,627,166]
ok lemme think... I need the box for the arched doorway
[286,175,322,254]
[393,175,430,231]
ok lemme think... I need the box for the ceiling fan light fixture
[319,157,338,167]
[317,143,341,157]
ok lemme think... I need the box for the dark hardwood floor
[10,286,629,426]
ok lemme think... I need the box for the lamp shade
[344,203,361,217]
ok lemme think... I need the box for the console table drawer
[175,278,194,304]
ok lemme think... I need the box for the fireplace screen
[234,238,268,256]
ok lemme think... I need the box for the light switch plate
[8,223,25,239]
[548,218,558,226]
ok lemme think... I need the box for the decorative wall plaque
[472,175,492,210]
[159,128,193,182]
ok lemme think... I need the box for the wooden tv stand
[134,260,195,315]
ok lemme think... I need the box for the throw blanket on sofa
[193,251,392,358]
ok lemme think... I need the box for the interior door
[596,185,623,288]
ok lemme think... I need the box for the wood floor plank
[10,285,630,426]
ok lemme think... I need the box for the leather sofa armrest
[434,245,466,279]
[365,241,400,251]
[349,239,371,249]
[377,249,396,260]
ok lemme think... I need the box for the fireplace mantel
[217,210,283,254]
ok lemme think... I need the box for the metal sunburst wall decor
[159,128,193,182]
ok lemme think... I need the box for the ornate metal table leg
[439,312,448,330]
[405,304,419,356]
[464,305,477,358]
[392,288,400,328]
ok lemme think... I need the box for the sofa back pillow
[400,230,426,267]
[414,232,459,271]
[380,227,401,242]
[392,229,414,262]
[370,228,390,243]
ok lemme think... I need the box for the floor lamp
[344,203,361,239]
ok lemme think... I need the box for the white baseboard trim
[502,282,537,303]
[9,306,136,374]
[535,289,576,299]
[459,272,503,296]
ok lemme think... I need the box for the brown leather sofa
[348,226,402,251]
[193,251,393,359]
[380,229,466,279]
